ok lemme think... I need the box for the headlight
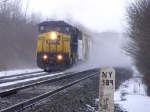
[57,55,62,60]
[51,32,57,40]
[43,54,48,60]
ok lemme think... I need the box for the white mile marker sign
[99,67,115,112]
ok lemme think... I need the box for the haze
[23,0,127,32]
[22,0,132,71]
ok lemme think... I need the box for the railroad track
[0,71,50,84]
[0,72,76,97]
[0,69,99,112]
[0,71,64,90]
[0,71,44,80]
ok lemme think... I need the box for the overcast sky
[23,0,131,33]
[22,0,133,67]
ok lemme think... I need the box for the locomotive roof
[38,21,72,28]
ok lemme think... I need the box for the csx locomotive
[36,21,91,72]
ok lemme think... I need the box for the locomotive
[36,21,91,72]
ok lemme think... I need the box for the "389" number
[102,80,113,86]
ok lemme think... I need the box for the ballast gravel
[23,67,133,112]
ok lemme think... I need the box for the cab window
[40,26,44,31]
[39,26,47,34]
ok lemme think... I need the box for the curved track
[0,69,99,112]
[0,72,76,97]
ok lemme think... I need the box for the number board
[99,67,115,112]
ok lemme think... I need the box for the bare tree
[124,0,150,96]
[0,0,43,70]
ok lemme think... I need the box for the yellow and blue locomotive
[36,21,90,72]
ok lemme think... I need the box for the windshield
[39,26,70,35]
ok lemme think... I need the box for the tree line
[124,0,150,96]
[0,0,43,70]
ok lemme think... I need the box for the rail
[0,71,99,112]
[0,71,44,79]
[0,71,83,97]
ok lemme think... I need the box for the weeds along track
[0,69,99,112]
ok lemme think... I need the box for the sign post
[99,67,115,112]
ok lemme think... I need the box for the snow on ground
[0,68,64,88]
[114,66,150,112]
[0,72,64,87]
[0,68,43,77]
